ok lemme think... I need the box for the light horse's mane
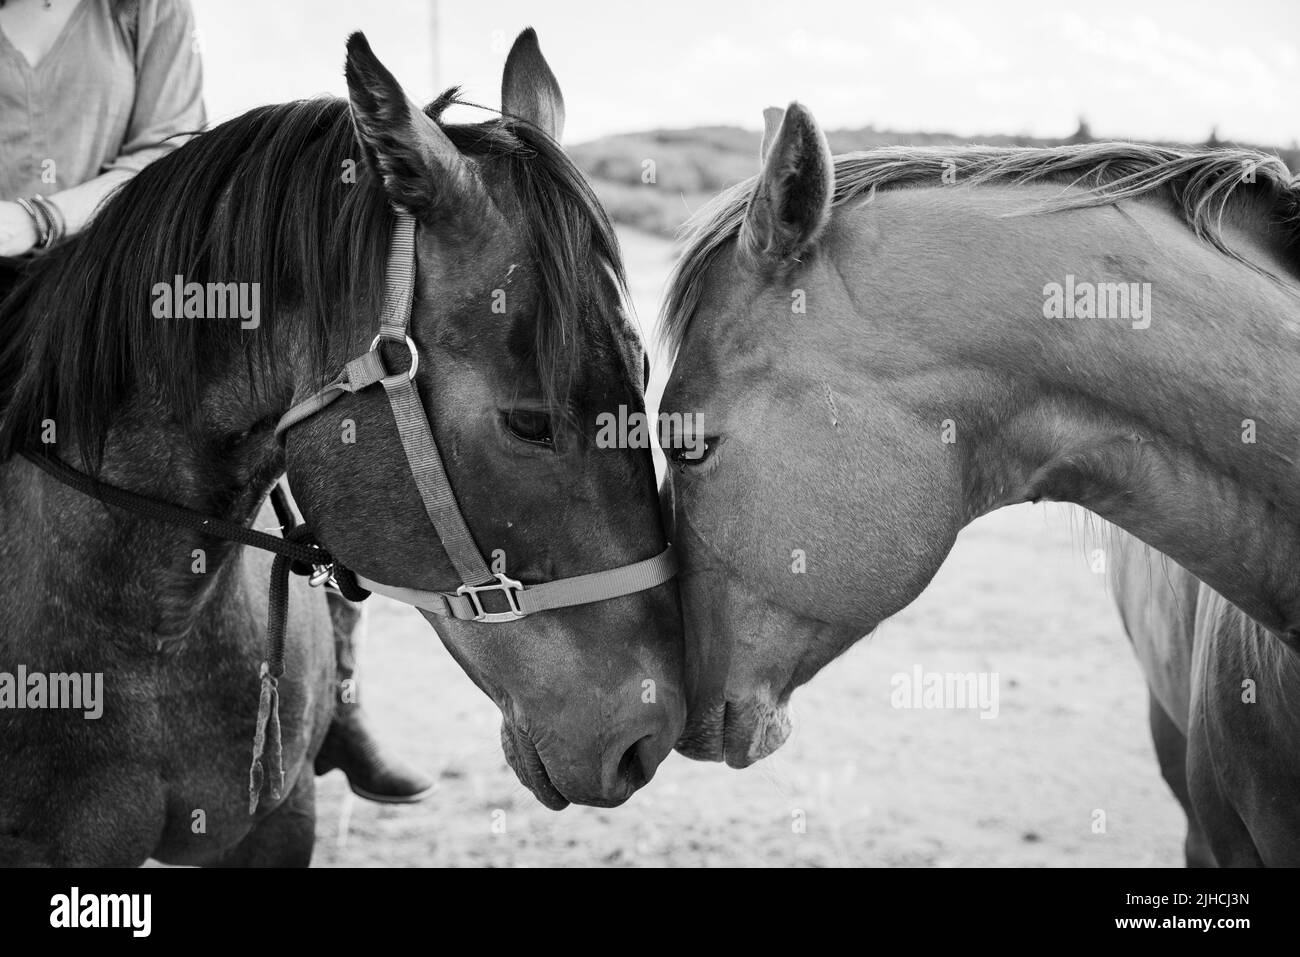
[0,88,625,469]
[662,142,1300,356]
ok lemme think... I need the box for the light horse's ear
[759,106,784,162]
[345,32,491,226]
[502,28,566,141]
[741,102,834,263]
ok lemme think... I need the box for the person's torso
[0,0,137,198]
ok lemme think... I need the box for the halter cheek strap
[275,211,676,623]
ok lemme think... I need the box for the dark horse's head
[292,33,685,808]
[0,31,684,808]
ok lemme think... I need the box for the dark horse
[0,31,683,866]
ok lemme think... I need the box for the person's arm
[92,0,206,183]
[0,202,39,257]
[33,170,138,242]
[2,0,205,255]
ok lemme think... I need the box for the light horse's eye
[670,438,716,471]
[504,409,554,446]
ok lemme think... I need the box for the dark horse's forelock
[0,90,624,468]
[429,90,629,425]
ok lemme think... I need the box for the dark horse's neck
[6,387,288,644]
[0,257,297,645]
[0,98,390,644]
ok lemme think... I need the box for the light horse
[658,103,1300,812]
[0,30,683,866]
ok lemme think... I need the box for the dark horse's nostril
[617,735,655,791]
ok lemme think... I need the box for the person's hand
[0,201,38,256]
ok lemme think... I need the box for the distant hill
[570,125,1300,238]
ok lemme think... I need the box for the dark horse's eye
[504,410,554,446]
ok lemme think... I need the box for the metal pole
[429,0,441,92]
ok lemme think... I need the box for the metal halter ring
[369,334,419,381]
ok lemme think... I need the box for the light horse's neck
[828,181,1300,636]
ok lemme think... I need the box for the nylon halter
[275,211,677,623]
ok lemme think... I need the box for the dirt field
[310,229,1185,867]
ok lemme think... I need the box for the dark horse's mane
[0,89,624,468]
[662,142,1300,358]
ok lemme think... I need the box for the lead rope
[250,487,303,810]
[248,489,368,814]
[248,523,309,813]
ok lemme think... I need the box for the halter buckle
[369,334,419,381]
[308,564,334,587]
[456,573,526,623]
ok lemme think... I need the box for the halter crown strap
[275,210,675,623]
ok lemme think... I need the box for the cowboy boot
[314,589,435,803]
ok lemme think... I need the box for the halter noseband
[274,211,677,623]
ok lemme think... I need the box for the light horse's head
[658,107,854,768]
[660,100,1300,767]
[284,33,684,808]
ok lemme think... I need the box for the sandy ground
[309,228,1186,867]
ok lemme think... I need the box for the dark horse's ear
[345,32,490,226]
[741,102,834,263]
[501,28,565,141]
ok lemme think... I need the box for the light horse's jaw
[670,478,888,766]
[670,510,925,767]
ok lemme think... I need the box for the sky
[192,0,1299,147]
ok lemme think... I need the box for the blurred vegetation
[570,121,1300,238]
